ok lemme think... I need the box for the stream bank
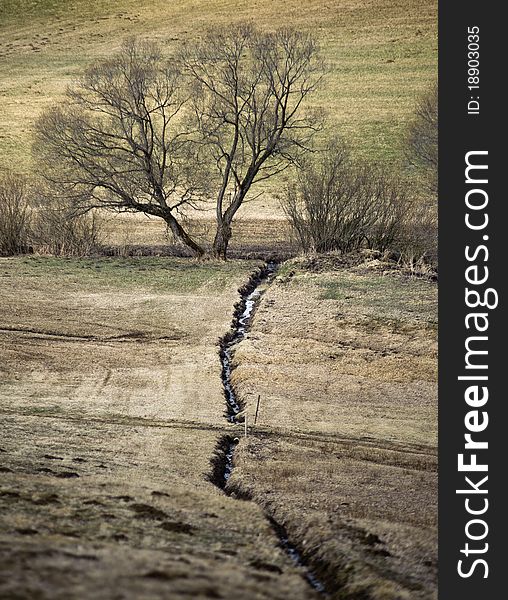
[210,261,328,597]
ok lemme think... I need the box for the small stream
[219,261,278,424]
[215,261,328,596]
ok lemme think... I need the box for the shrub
[404,83,438,196]
[281,142,406,255]
[397,200,437,272]
[0,172,32,255]
[30,197,102,257]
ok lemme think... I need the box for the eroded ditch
[210,261,328,596]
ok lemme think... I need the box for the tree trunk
[212,218,232,260]
[164,212,205,257]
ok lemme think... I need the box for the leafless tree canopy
[33,31,322,258]
[34,39,207,256]
[282,141,406,254]
[182,24,322,257]
[404,83,438,195]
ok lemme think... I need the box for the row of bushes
[280,141,437,271]
[0,173,102,257]
[1,164,436,269]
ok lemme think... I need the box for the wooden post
[254,394,261,425]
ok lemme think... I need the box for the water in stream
[220,261,277,424]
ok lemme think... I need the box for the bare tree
[182,24,322,258]
[404,83,438,196]
[34,39,207,256]
[281,140,406,254]
[0,172,31,255]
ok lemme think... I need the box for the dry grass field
[229,254,438,598]
[0,256,319,600]
[1,2,438,598]
[0,253,438,599]
[101,212,294,259]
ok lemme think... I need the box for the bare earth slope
[229,255,438,599]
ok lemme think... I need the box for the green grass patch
[1,256,254,294]
[317,273,437,324]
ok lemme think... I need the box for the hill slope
[0,0,437,173]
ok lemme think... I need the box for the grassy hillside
[0,0,437,174]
